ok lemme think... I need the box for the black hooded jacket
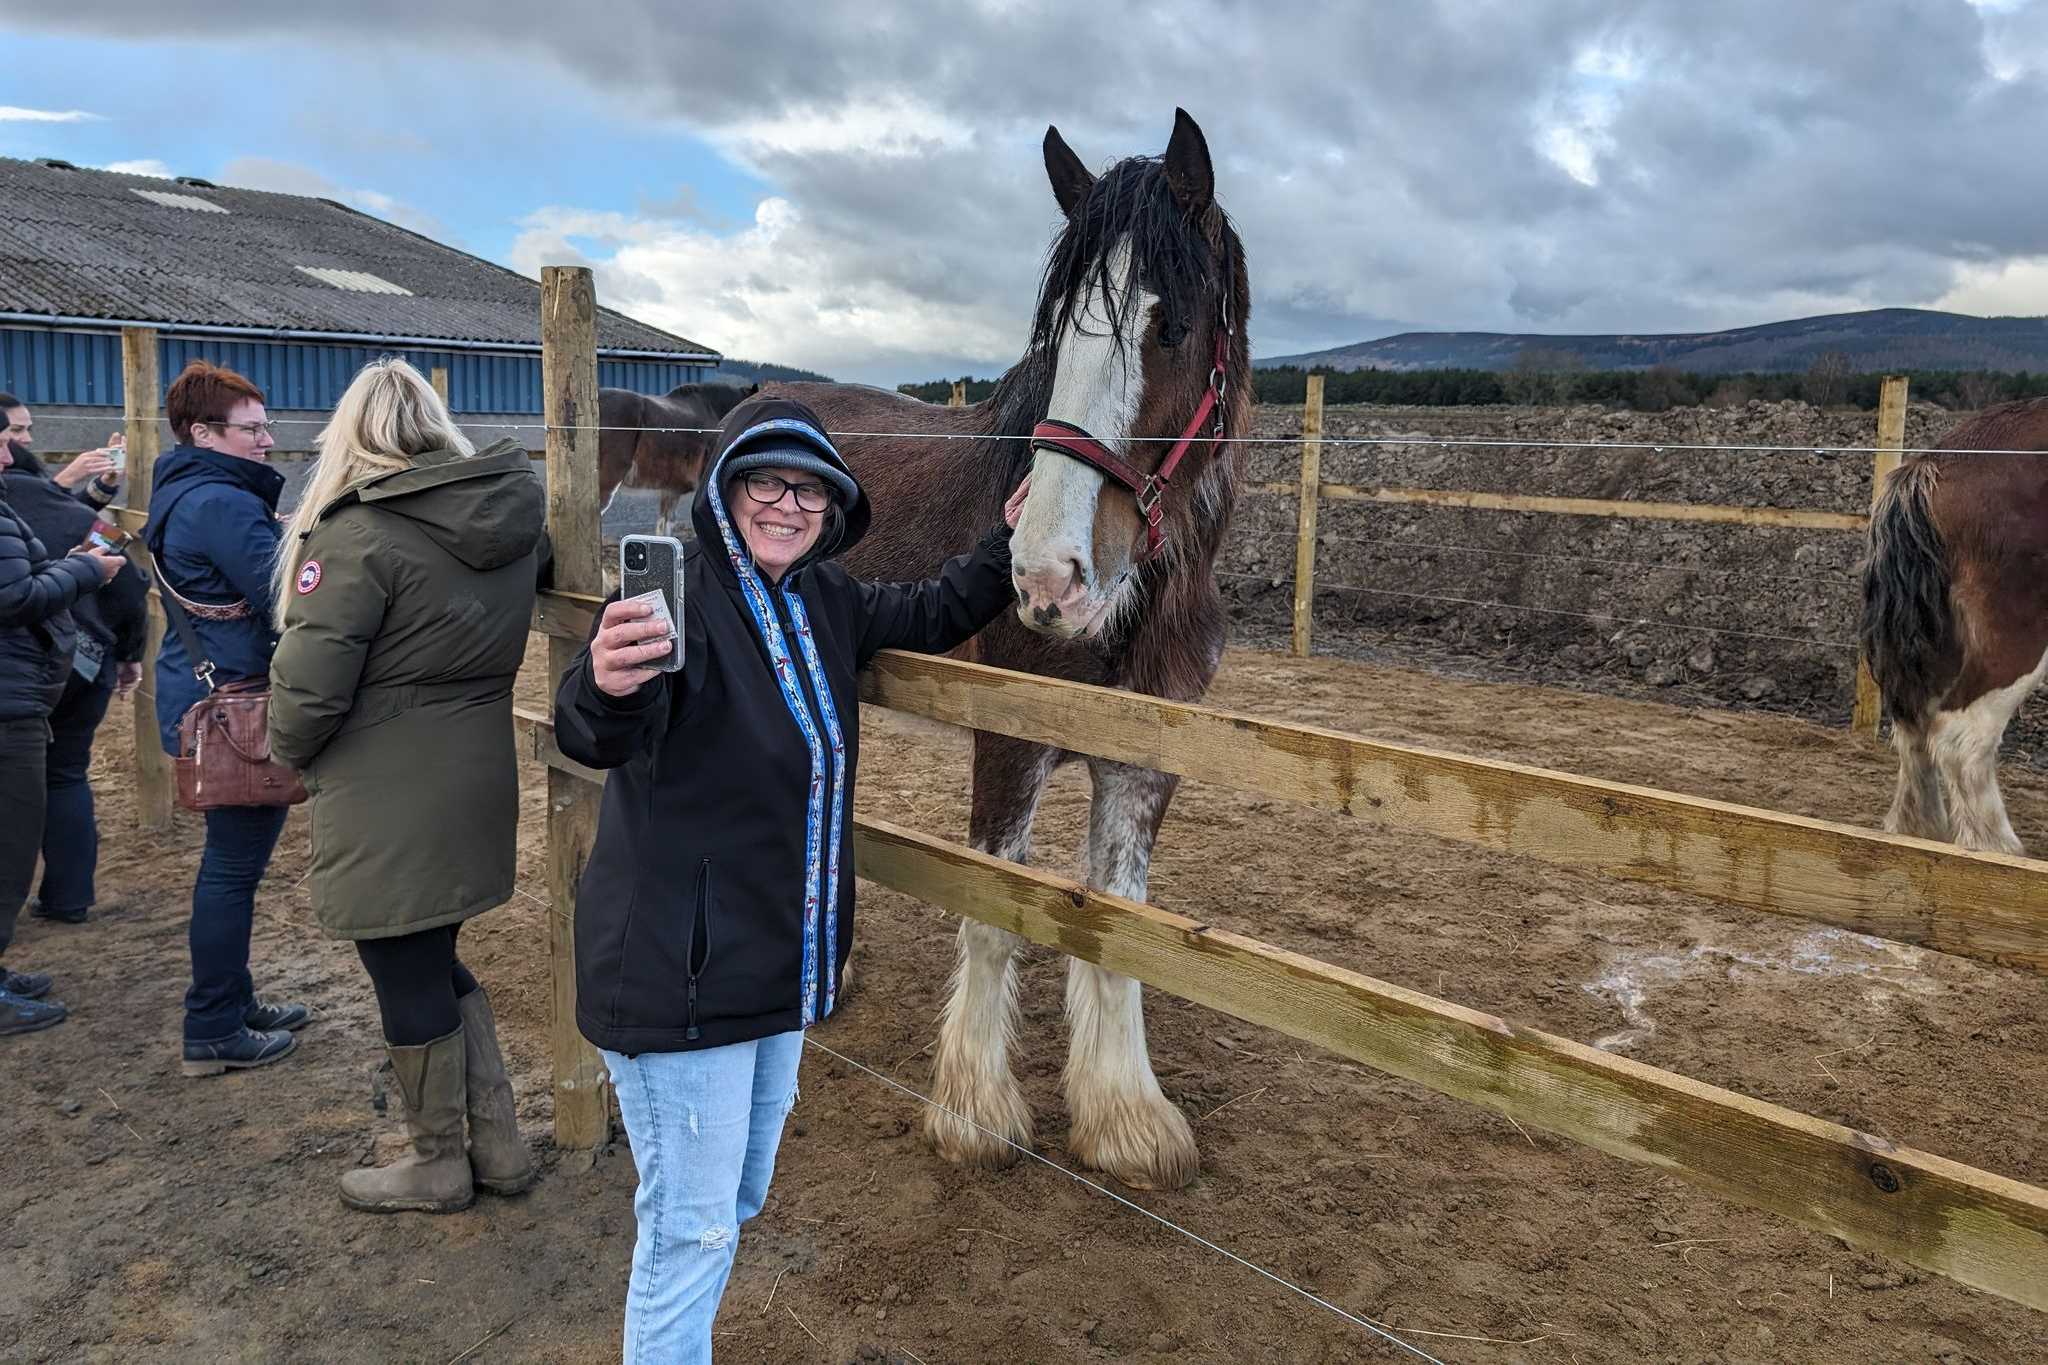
[2,445,149,667]
[555,396,1015,1054]
[0,497,101,721]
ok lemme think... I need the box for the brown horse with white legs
[1860,397,2048,853]
[597,382,756,535]
[765,109,1249,1190]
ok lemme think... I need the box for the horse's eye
[1158,317,1189,348]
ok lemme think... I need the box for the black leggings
[354,923,479,1047]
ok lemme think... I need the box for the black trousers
[354,923,479,1047]
[40,665,116,916]
[0,716,50,960]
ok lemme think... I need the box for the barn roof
[0,157,718,360]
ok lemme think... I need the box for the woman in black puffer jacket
[0,441,121,1036]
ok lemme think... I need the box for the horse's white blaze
[1930,645,2048,854]
[1063,761,1197,1187]
[1012,236,1154,636]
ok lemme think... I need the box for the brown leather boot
[340,1027,474,1214]
[456,988,537,1196]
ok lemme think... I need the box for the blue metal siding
[0,326,710,414]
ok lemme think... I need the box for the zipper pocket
[685,858,713,1041]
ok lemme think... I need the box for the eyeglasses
[740,471,832,512]
[210,419,277,437]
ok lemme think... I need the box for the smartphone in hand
[620,534,686,672]
[85,518,133,554]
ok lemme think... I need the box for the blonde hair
[272,357,475,626]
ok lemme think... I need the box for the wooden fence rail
[526,600,2048,973]
[510,703,2048,1312]
[853,649,2048,971]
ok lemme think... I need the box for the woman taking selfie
[268,358,546,1213]
[555,394,1025,1360]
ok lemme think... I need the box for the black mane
[1031,156,1212,360]
[981,155,1222,488]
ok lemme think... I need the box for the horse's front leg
[924,735,1055,1169]
[1064,759,1198,1190]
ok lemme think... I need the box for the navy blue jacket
[0,497,102,721]
[143,445,286,753]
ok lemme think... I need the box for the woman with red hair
[143,360,311,1077]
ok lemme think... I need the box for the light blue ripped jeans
[603,1030,803,1363]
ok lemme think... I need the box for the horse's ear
[1163,107,1213,216]
[1043,125,1093,218]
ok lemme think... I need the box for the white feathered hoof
[1068,1088,1200,1191]
[923,1065,1034,1170]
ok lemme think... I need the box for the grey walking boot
[457,988,537,1195]
[339,1026,474,1214]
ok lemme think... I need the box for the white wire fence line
[1213,568,1860,651]
[101,412,2046,458]
[797,1034,1473,1362]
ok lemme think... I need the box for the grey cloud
[9,0,2048,376]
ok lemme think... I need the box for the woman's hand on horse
[1004,475,1031,530]
[592,598,674,696]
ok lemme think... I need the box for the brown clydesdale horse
[597,382,757,535]
[764,109,1249,1191]
[1860,397,2048,853]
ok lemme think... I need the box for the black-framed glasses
[740,471,832,512]
[210,419,277,437]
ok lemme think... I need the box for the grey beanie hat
[721,444,859,508]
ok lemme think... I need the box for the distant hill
[708,357,834,385]
[1259,308,2048,374]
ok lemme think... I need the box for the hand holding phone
[618,534,685,675]
[591,598,675,696]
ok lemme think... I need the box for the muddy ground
[4,634,2045,1364]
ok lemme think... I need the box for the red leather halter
[1028,326,1230,561]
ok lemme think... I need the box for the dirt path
[3,643,2044,1363]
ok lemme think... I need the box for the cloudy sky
[3,1,2046,385]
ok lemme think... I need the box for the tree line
[900,354,2048,412]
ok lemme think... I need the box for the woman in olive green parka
[269,358,545,1215]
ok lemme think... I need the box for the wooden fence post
[948,379,966,408]
[1291,374,1325,658]
[429,365,450,407]
[540,267,611,1149]
[123,327,174,832]
[1851,375,1909,734]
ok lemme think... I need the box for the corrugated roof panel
[0,157,718,358]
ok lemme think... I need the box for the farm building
[0,156,718,450]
